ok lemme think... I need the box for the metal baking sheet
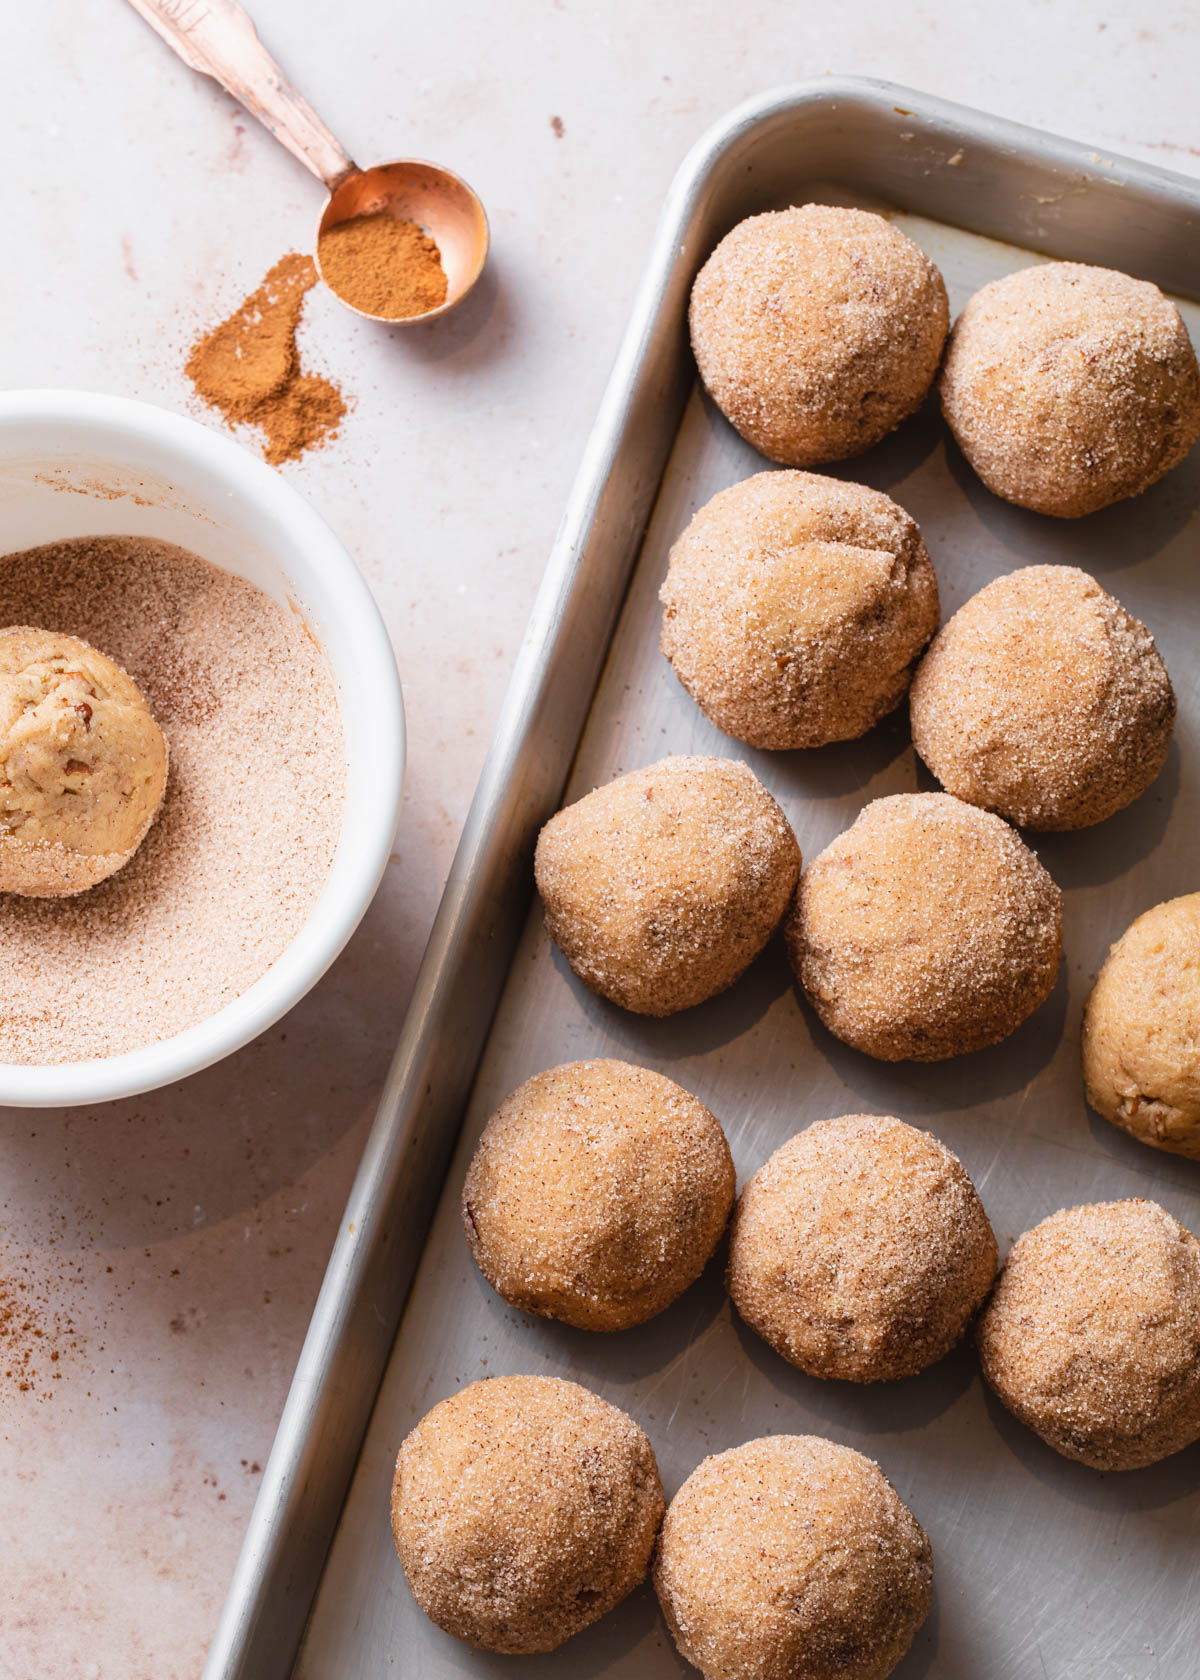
[206,80,1200,1680]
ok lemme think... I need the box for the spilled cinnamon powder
[317,212,448,319]
[185,254,346,465]
[0,1255,77,1398]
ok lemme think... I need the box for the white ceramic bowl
[0,391,405,1107]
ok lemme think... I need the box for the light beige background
[1,2,1198,1676]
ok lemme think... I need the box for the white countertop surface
[2,3,1198,1676]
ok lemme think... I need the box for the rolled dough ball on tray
[787,792,1062,1061]
[728,1114,996,1381]
[660,470,939,750]
[690,204,949,467]
[654,1433,932,1680]
[940,260,1200,517]
[1083,893,1200,1160]
[977,1199,1200,1470]
[392,1374,664,1652]
[534,754,800,1016]
[462,1058,735,1329]
[910,564,1173,830]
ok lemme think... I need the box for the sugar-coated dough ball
[660,471,939,750]
[690,205,949,466]
[392,1375,664,1653]
[977,1200,1200,1470]
[910,565,1174,830]
[0,626,168,896]
[654,1434,932,1680]
[788,793,1062,1061]
[940,261,1200,517]
[534,755,800,1016]
[728,1115,996,1381]
[1083,894,1200,1160]
[462,1059,735,1330]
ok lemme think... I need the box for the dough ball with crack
[0,626,168,896]
[660,470,939,750]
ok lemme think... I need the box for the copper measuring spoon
[127,0,489,323]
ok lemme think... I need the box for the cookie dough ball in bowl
[534,755,800,1016]
[462,1059,735,1330]
[729,1115,996,1381]
[690,205,949,466]
[978,1200,1200,1469]
[392,1374,664,1653]
[788,792,1062,1061]
[0,626,168,896]
[654,1434,932,1680]
[940,261,1200,517]
[660,471,939,750]
[911,565,1173,830]
[1083,894,1200,1159]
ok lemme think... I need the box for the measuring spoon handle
[126,0,356,190]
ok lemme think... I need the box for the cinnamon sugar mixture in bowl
[0,534,345,1065]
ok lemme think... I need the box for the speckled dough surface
[940,261,1200,517]
[660,471,939,750]
[0,625,167,895]
[534,755,800,1015]
[1083,894,1200,1160]
[788,792,1062,1061]
[910,564,1174,829]
[728,1115,996,1382]
[653,1434,932,1680]
[391,1375,664,1653]
[977,1200,1200,1470]
[462,1059,735,1329]
[689,205,949,466]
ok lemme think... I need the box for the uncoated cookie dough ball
[977,1200,1200,1470]
[910,565,1174,830]
[690,205,949,466]
[534,755,800,1016]
[788,793,1062,1061]
[1083,894,1200,1160]
[392,1374,664,1653]
[654,1434,932,1680]
[660,471,939,750]
[940,261,1200,517]
[0,626,168,896]
[728,1115,996,1381]
[462,1059,735,1330]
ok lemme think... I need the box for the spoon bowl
[317,160,490,323]
[128,0,489,324]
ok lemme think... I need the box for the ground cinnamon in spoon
[318,212,448,319]
[185,253,346,465]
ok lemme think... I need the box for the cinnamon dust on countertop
[317,212,448,319]
[0,1260,76,1399]
[185,253,346,466]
